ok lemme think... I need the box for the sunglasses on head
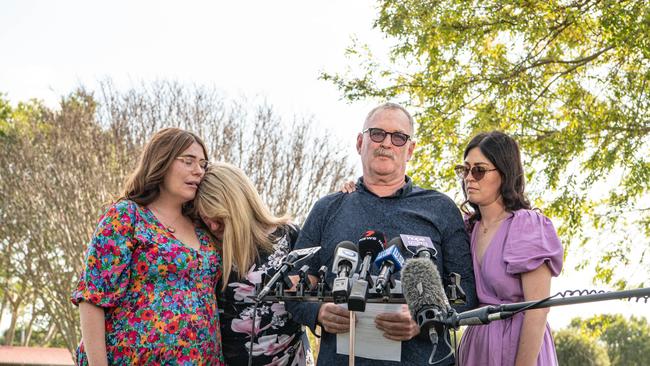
[454,164,498,181]
[362,127,411,147]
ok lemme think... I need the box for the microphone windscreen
[358,230,386,260]
[401,258,450,318]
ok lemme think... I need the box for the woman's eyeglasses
[362,127,411,147]
[454,164,498,181]
[176,156,209,170]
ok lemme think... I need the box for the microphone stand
[349,311,356,366]
[252,270,650,365]
[446,287,650,328]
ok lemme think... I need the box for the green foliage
[0,89,134,352]
[554,329,610,366]
[324,0,650,286]
[0,94,13,138]
[568,314,650,366]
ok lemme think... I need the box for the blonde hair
[119,128,208,213]
[195,162,290,288]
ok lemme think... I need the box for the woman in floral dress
[71,128,224,365]
[195,162,311,366]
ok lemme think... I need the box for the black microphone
[255,247,321,301]
[348,230,386,311]
[445,305,515,327]
[373,237,405,294]
[331,241,359,304]
[356,230,387,278]
[400,235,438,260]
[401,257,450,345]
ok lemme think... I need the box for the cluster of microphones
[252,230,479,339]
[250,229,650,365]
[332,230,440,312]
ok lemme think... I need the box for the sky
[1,0,648,333]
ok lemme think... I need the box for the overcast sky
[1,0,647,330]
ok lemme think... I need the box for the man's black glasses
[454,164,498,181]
[362,127,411,147]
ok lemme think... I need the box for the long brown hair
[195,162,290,288]
[120,128,208,212]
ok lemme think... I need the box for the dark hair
[460,131,531,230]
[119,128,208,215]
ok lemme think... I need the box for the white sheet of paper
[336,303,403,362]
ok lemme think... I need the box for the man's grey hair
[364,102,415,133]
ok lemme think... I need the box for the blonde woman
[195,162,310,366]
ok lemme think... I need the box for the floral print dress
[218,225,310,366]
[71,200,224,365]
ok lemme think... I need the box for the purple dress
[457,209,563,366]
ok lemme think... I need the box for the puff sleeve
[71,200,138,307]
[503,210,563,276]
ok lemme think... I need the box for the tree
[0,97,59,347]
[554,329,610,366]
[0,92,135,351]
[96,80,354,221]
[323,0,650,287]
[570,314,650,366]
[0,83,354,353]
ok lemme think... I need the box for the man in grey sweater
[288,102,477,365]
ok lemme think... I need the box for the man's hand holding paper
[375,304,420,341]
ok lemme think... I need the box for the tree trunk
[43,322,57,345]
[0,296,7,327]
[23,297,38,346]
[5,304,19,346]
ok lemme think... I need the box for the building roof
[0,346,74,366]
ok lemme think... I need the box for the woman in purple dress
[456,131,563,366]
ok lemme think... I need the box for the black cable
[248,300,260,366]
[557,288,649,303]
[506,293,556,316]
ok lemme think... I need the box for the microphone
[443,305,509,327]
[401,257,450,345]
[331,241,359,303]
[374,237,405,294]
[255,247,321,301]
[348,230,386,312]
[355,230,386,280]
[400,235,468,304]
[400,234,438,260]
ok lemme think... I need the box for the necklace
[149,206,182,233]
[480,212,510,234]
